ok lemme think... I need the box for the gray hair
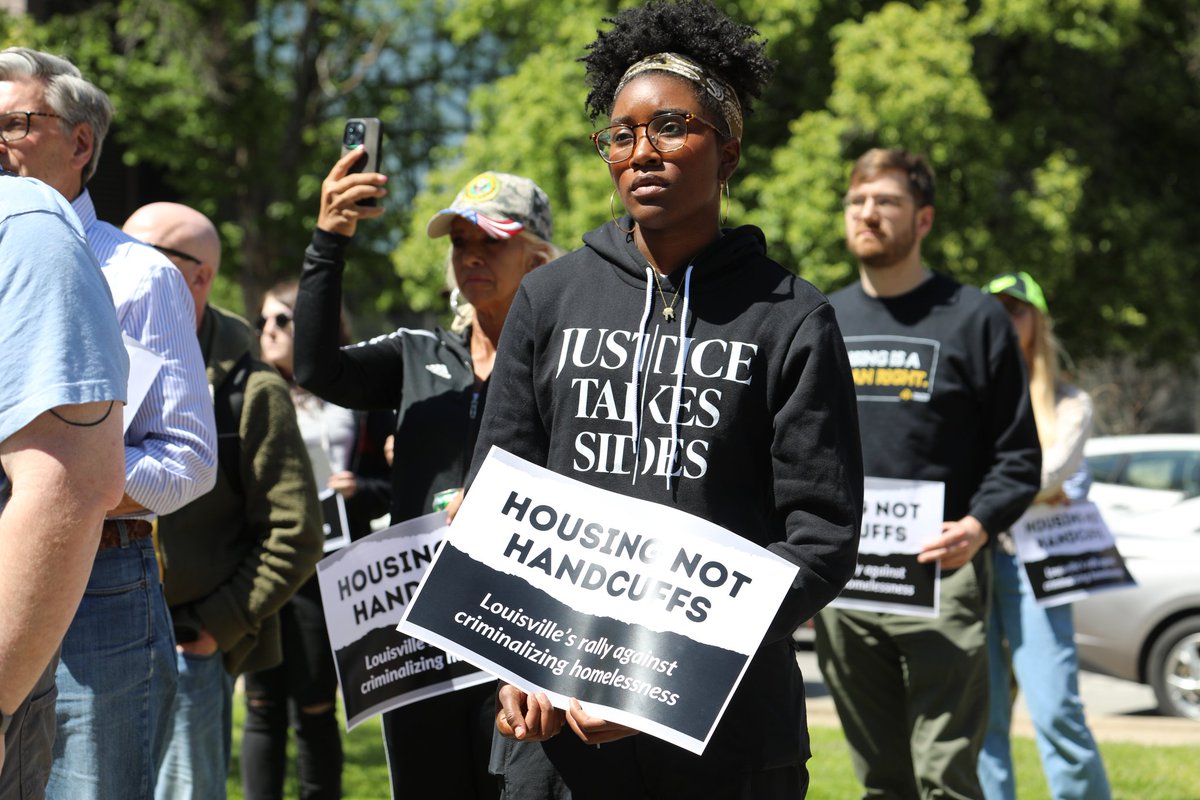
[0,47,113,185]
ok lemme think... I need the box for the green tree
[8,0,1199,367]
[395,0,1200,366]
[3,0,506,320]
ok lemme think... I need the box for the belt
[99,519,153,551]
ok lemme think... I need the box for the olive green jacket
[158,304,323,674]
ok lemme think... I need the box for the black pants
[241,577,342,800]
[494,732,810,800]
[380,680,498,799]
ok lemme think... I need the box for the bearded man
[814,148,1041,800]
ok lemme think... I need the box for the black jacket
[295,229,483,523]
[471,221,864,768]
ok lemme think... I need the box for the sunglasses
[150,243,203,265]
[256,312,293,332]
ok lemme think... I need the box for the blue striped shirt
[72,190,217,516]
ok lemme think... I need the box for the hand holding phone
[341,117,382,205]
[317,122,387,237]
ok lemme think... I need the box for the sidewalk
[795,634,1200,747]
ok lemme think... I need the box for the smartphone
[341,117,382,205]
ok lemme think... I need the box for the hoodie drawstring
[666,265,694,490]
[630,265,694,488]
[629,270,656,486]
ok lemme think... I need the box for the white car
[1083,434,1200,532]
[1073,435,1200,719]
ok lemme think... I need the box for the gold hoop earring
[610,190,635,235]
[720,180,730,227]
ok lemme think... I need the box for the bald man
[123,202,221,330]
[124,203,323,800]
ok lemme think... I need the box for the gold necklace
[655,275,680,321]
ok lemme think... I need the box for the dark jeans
[241,577,341,800]
[0,653,58,800]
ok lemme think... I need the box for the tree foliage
[6,0,1199,364]
[2,0,505,321]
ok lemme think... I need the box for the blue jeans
[155,650,234,800]
[47,537,179,800]
[979,548,1111,800]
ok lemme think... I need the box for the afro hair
[581,0,775,124]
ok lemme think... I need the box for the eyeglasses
[842,193,909,217]
[0,110,64,143]
[256,312,293,332]
[591,113,722,164]
[151,243,203,265]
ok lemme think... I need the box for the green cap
[985,271,1048,314]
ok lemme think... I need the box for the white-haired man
[0,48,216,799]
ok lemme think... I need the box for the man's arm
[920,307,1042,568]
[121,260,217,514]
[0,403,125,712]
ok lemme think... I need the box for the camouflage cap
[426,171,553,243]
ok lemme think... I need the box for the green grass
[226,692,389,800]
[805,726,1200,800]
[224,694,1199,799]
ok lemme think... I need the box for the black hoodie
[471,221,864,769]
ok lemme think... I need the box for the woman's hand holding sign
[496,684,564,742]
[566,699,639,746]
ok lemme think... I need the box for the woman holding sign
[978,272,1111,800]
[468,1,864,796]
[292,162,562,798]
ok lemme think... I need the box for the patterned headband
[613,52,743,140]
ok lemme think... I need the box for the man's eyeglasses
[591,113,722,164]
[0,110,64,143]
[256,312,293,332]
[151,244,203,265]
[842,193,908,218]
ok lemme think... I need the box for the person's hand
[918,515,989,570]
[178,628,220,657]
[383,434,395,467]
[445,489,466,524]
[316,149,387,237]
[495,684,564,742]
[565,698,639,745]
[1040,488,1070,506]
[328,470,358,499]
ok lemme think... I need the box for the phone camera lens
[343,122,365,146]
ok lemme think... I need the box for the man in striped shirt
[0,48,217,799]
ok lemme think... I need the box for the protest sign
[397,447,800,756]
[1010,501,1135,607]
[829,477,944,617]
[316,513,492,730]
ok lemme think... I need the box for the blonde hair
[1027,309,1061,448]
[446,232,564,334]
